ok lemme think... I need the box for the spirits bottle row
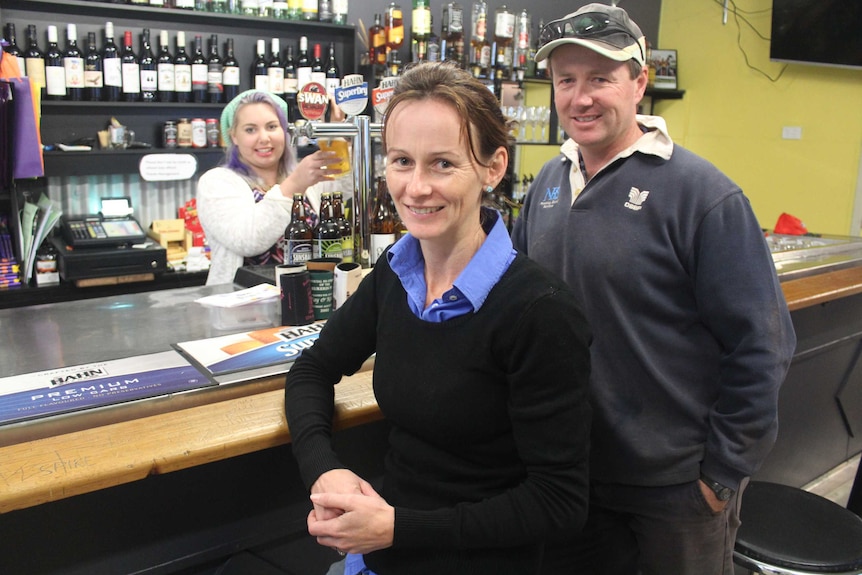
[76,0,349,24]
[368,1,545,82]
[2,22,341,104]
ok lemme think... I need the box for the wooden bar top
[1,266,861,515]
[0,369,380,514]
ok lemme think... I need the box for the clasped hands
[308,468,396,556]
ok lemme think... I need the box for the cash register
[52,197,167,285]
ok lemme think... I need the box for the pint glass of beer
[318,137,351,178]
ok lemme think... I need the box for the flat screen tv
[770,0,862,69]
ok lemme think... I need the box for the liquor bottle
[157,30,175,103]
[319,0,332,22]
[332,0,348,25]
[207,34,224,103]
[259,0,273,18]
[191,34,207,103]
[301,0,318,21]
[385,2,405,56]
[287,0,301,20]
[273,1,289,19]
[223,38,240,101]
[441,3,464,68]
[140,29,158,102]
[102,22,121,101]
[121,30,141,101]
[174,31,192,102]
[411,0,431,63]
[369,13,386,67]
[369,177,395,265]
[211,0,228,12]
[283,193,313,264]
[267,38,284,97]
[427,16,441,62]
[4,24,26,77]
[176,0,195,8]
[514,9,531,81]
[45,26,66,100]
[84,32,103,102]
[296,36,311,90]
[469,1,490,79]
[324,41,340,99]
[240,0,258,14]
[63,24,84,101]
[252,39,269,91]
[534,19,547,79]
[332,191,353,263]
[283,43,298,96]
[24,25,46,93]
[313,193,343,259]
[493,5,515,80]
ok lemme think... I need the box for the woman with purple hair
[197,89,343,285]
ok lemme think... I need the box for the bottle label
[369,233,395,265]
[313,239,343,259]
[141,69,158,92]
[479,45,491,67]
[223,66,240,86]
[103,58,121,88]
[287,241,313,264]
[122,63,141,93]
[340,234,354,263]
[449,7,464,33]
[46,66,66,96]
[284,76,299,93]
[25,58,46,89]
[175,65,192,92]
[84,69,103,88]
[412,8,431,36]
[192,63,208,88]
[64,57,84,88]
[158,63,175,90]
[495,13,515,39]
[268,67,284,93]
[254,75,270,91]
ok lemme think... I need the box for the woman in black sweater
[284,61,592,575]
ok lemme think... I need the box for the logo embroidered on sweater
[624,187,650,211]
[540,186,561,209]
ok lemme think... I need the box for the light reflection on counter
[768,233,862,281]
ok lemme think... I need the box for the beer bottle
[369,177,395,266]
[284,193,313,264]
[313,192,343,259]
[389,193,407,238]
[332,191,353,263]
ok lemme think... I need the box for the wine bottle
[63,24,84,101]
[296,36,311,90]
[324,41,340,99]
[267,38,284,97]
[102,22,121,102]
[24,25,46,93]
[140,28,158,102]
[45,26,66,100]
[222,38,240,101]
[157,30,175,103]
[4,24,27,77]
[121,29,141,102]
[411,0,431,63]
[191,34,207,103]
[84,32,103,102]
[207,34,224,103]
[174,31,192,103]
[310,42,325,85]
[283,43,298,96]
[252,39,269,91]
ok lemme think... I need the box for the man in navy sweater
[511,4,796,574]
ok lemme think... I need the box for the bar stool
[734,481,862,574]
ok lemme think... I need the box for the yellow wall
[656,0,862,235]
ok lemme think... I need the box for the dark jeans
[540,478,747,575]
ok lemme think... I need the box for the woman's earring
[484,185,494,194]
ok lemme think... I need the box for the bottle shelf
[43,148,224,177]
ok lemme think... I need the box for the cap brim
[535,37,644,66]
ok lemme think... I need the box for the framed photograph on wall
[650,49,678,90]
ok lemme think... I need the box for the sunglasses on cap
[538,12,645,62]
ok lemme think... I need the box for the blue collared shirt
[387,208,517,322]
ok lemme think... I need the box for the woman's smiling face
[384,98,492,250]
[230,102,286,177]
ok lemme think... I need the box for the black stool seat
[735,481,862,573]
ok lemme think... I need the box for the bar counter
[1,267,862,573]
